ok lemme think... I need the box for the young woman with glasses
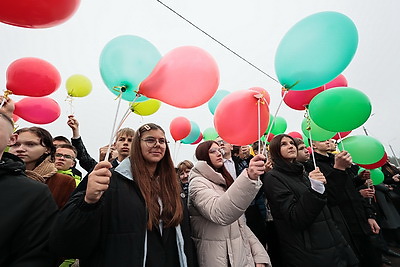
[9,127,76,209]
[50,123,197,267]
[188,140,271,267]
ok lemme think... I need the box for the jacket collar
[189,161,226,186]
[115,157,133,180]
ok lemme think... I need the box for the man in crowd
[54,144,81,185]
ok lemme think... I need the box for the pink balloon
[6,57,61,97]
[170,117,191,141]
[191,133,203,145]
[14,97,60,124]
[282,86,324,110]
[332,131,352,140]
[214,90,270,145]
[139,46,219,108]
[358,152,388,169]
[249,87,270,105]
[325,74,348,90]
[288,131,303,139]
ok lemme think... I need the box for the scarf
[25,158,58,183]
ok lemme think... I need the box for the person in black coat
[50,123,197,267]
[263,134,358,267]
[0,110,58,267]
[309,140,382,267]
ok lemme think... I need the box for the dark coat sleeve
[71,137,98,173]
[263,172,327,230]
[49,191,105,258]
[7,184,58,267]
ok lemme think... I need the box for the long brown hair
[195,140,234,188]
[130,123,183,230]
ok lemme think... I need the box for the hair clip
[143,124,151,131]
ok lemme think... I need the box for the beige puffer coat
[188,161,271,267]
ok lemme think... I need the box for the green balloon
[301,117,336,141]
[358,167,384,185]
[100,35,162,102]
[181,121,200,144]
[309,87,372,132]
[302,134,310,147]
[267,115,287,135]
[338,135,385,165]
[275,11,358,91]
[203,127,219,140]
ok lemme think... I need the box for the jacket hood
[0,152,26,176]
[189,161,226,186]
[114,157,133,180]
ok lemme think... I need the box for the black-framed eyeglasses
[55,153,74,160]
[141,137,169,147]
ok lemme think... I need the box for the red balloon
[6,57,61,97]
[191,133,203,145]
[332,131,352,140]
[139,46,219,108]
[249,87,270,105]
[12,114,19,122]
[358,152,388,169]
[214,90,270,145]
[170,117,191,141]
[0,0,80,28]
[282,86,324,110]
[325,74,348,90]
[266,133,275,142]
[14,97,60,124]
[288,131,303,139]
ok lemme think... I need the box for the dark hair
[56,143,77,157]
[293,138,304,147]
[195,140,234,188]
[130,123,183,230]
[53,135,71,145]
[269,134,298,166]
[15,127,56,166]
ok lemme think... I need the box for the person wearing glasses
[9,127,76,209]
[50,123,197,267]
[188,140,271,267]
[54,144,81,185]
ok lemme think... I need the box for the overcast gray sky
[1,0,399,172]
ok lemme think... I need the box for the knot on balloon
[304,109,312,131]
[2,89,13,98]
[283,81,300,91]
[252,92,268,105]
[112,86,127,100]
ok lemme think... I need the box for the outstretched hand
[67,115,80,138]
[85,161,112,204]
[247,154,266,180]
[0,96,15,118]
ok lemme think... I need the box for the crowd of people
[2,96,400,267]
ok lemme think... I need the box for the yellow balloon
[131,99,161,116]
[66,74,92,97]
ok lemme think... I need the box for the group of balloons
[169,117,218,145]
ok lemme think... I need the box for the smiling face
[209,142,224,169]
[140,129,166,166]
[9,131,49,170]
[280,136,297,162]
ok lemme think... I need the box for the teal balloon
[181,121,201,144]
[301,117,336,141]
[100,35,162,101]
[208,90,230,115]
[358,167,384,185]
[309,87,371,132]
[338,135,385,165]
[275,11,358,90]
[203,127,219,140]
[267,115,287,135]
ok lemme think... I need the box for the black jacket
[50,159,197,267]
[263,160,357,267]
[0,152,58,267]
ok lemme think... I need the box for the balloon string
[115,94,140,133]
[257,99,261,155]
[305,109,317,170]
[174,140,182,164]
[65,96,75,115]
[262,89,288,156]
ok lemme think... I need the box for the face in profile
[140,129,167,165]
[296,143,310,163]
[208,143,224,169]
